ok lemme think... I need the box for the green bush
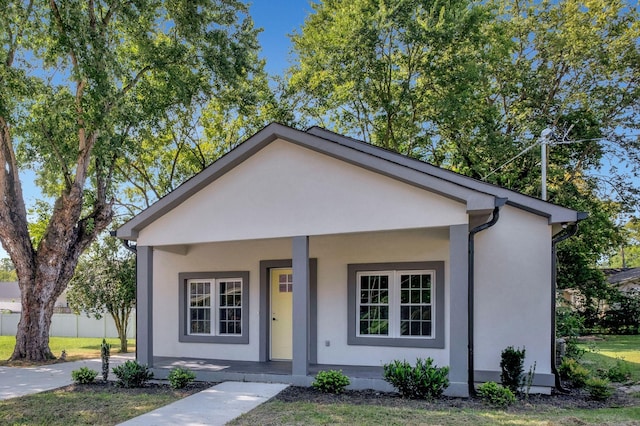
[558,358,590,388]
[112,360,153,388]
[586,377,613,401]
[603,359,632,383]
[312,370,350,394]
[71,367,98,384]
[477,381,516,408]
[383,358,449,400]
[500,346,525,393]
[168,367,196,389]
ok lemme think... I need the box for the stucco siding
[151,229,452,366]
[473,205,552,375]
[137,139,468,246]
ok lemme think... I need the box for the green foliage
[0,0,263,361]
[601,359,632,383]
[556,305,585,338]
[383,358,449,400]
[559,358,590,388]
[602,290,640,335]
[312,370,350,394]
[0,258,17,281]
[585,377,613,401]
[606,218,640,268]
[500,346,525,393]
[477,382,516,408]
[68,237,136,353]
[100,339,111,382]
[71,367,98,384]
[112,360,153,388]
[167,367,196,390]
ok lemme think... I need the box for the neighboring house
[605,268,640,294]
[116,123,584,396]
[0,281,70,313]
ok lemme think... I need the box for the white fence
[0,312,136,338]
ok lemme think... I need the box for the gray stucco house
[116,123,584,395]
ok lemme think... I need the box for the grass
[0,386,184,426]
[229,402,640,425]
[0,336,135,364]
[578,335,640,381]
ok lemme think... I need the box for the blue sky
[250,1,316,75]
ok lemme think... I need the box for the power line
[483,133,640,180]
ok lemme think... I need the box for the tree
[0,258,17,282]
[0,0,260,361]
[605,218,640,268]
[67,236,135,352]
[288,0,639,302]
[116,63,298,213]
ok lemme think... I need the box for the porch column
[292,236,310,376]
[448,225,469,397]
[136,245,154,367]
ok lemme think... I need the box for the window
[278,273,293,293]
[348,262,444,348]
[357,271,433,337]
[179,271,249,344]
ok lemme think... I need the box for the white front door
[270,268,293,360]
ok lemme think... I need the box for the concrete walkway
[118,381,288,426]
[0,357,287,425]
[0,353,133,400]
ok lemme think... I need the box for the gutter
[109,230,137,254]
[551,223,578,392]
[468,199,506,396]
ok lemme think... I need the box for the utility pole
[540,128,553,201]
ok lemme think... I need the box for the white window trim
[179,271,249,345]
[187,277,244,337]
[355,270,435,339]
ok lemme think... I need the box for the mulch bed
[274,385,639,411]
[51,380,639,412]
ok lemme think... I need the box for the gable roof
[605,268,640,286]
[117,123,585,240]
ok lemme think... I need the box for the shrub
[556,305,585,338]
[602,290,640,335]
[71,367,98,384]
[604,359,632,383]
[383,358,449,400]
[100,339,111,382]
[500,346,525,393]
[477,381,516,408]
[586,377,613,401]
[312,370,350,394]
[558,358,590,388]
[168,367,196,389]
[112,360,153,388]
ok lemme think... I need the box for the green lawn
[0,385,191,426]
[229,402,640,425]
[578,335,640,381]
[0,336,135,363]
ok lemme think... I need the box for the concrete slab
[0,353,133,400]
[117,381,289,426]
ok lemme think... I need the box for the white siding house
[117,123,584,396]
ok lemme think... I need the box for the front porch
[151,356,394,391]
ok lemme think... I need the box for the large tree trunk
[12,279,58,361]
[8,188,113,361]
